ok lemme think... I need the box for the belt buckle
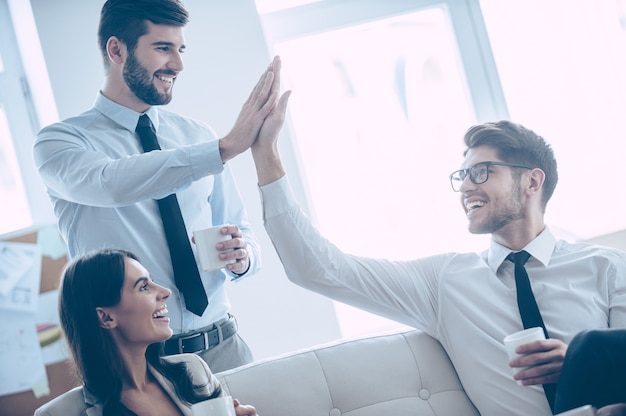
[178,331,207,353]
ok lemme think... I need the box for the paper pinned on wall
[0,311,49,397]
[36,290,68,365]
[37,225,67,260]
[0,241,42,314]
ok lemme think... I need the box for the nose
[157,283,171,300]
[169,51,184,73]
[458,174,476,193]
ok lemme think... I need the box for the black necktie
[136,114,208,316]
[507,250,556,413]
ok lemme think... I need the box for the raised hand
[250,56,291,186]
[219,56,281,162]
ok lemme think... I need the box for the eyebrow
[151,41,186,51]
[133,277,149,288]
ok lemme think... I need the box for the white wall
[29,0,342,360]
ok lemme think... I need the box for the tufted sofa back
[216,330,479,415]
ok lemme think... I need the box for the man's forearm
[251,145,285,186]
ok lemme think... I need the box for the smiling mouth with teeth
[156,74,175,84]
[465,200,486,213]
[152,306,168,319]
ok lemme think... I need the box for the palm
[254,91,290,151]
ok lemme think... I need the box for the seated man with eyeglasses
[247,107,626,416]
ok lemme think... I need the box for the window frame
[0,0,57,237]
[259,0,509,121]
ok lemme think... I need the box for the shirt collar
[487,226,557,273]
[94,92,160,132]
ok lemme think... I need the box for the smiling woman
[34,248,257,416]
[90,252,174,348]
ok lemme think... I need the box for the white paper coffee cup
[193,225,236,272]
[503,327,545,385]
[192,395,236,416]
[555,405,596,416]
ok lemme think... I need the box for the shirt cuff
[229,260,251,281]
[259,175,295,220]
[188,140,224,180]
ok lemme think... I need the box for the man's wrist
[218,137,238,163]
[251,147,284,186]
[232,259,251,277]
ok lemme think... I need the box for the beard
[468,186,524,234]
[123,50,173,106]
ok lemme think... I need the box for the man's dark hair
[463,120,558,211]
[98,0,189,71]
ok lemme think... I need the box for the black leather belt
[163,315,238,355]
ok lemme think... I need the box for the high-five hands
[250,57,291,186]
[219,56,283,162]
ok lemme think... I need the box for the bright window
[0,0,33,235]
[0,0,57,236]
[260,0,626,338]
[480,0,626,239]
[274,7,480,259]
[269,3,489,337]
[0,107,31,233]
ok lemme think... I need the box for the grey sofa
[216,330,479,415]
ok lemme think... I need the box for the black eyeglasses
[449,161,532,192]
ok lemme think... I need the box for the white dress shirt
[33,93,260,333]
[260,175,626,416]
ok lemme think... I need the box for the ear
[106,36,126,65]
[527,168,545,195]
[96,307,117,329]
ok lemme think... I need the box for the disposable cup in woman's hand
[192,395,236,416]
